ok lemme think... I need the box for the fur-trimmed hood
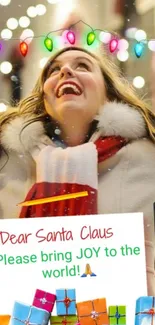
[1,101,147,154]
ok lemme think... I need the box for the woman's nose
[60,65,74,79]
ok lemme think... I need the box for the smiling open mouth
[56,83,83,98]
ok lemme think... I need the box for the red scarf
[19,136,127,218]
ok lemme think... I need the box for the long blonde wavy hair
[1,46,155,141]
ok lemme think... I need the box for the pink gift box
[32,289,56,313]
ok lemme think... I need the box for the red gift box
[32,289,56,313]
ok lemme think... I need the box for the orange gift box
[0,315,10,325]
[76,299,109,325]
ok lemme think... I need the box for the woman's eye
[77,62,89,70]
[50,66,60,74]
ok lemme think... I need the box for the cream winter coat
[0,101,154,294]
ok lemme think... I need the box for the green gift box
[108,306,126,325]
[50,316,78,325]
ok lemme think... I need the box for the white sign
[0,213,147,325]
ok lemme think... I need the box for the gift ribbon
[57,290,75,315]
[13,306,43,325]
[135,297,155,325]
[109,306,125,325]
[35,292,55,306]
[51,317,77,325]
[79,300,107,325]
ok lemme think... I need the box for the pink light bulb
[66,31,76,45]
[109,38,118,53]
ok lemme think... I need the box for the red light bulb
[20,41,28,57]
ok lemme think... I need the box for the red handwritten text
[0,231,32,245]
[80,226,113,240]
[36,228,73,243]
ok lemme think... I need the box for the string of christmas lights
[0,20,154,58]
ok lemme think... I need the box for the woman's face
[43,50,107,124]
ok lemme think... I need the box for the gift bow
[148,308,155,315]
[109,306,125,324]
[64,297,71,308]
[51,318,77,325]
[136,299,155,325]
[39,297,54,305]
[115,312,121,319]
[57,290,75,314]
[13,307,42,325]
[40,298,47,304]
[79,300,107,325]
[90,311,99,319]
[36,292,54,306]
[61,319,71,325]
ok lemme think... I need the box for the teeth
[58,83,81,97]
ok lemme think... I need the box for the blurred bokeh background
[0,0,155,111]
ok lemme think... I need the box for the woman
[0,45,155,295]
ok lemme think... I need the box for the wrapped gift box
[32,289,56,313]
[9,301,50,325]
[76,298,109,325]
[56,289,76,315]
[135,296,155,325]
[0,315,10,325]
[50,316,78,325]
[108,306,126,325]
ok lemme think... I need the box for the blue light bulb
[134,42,144,58]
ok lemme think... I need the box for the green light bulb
[44,37,53,52]
[87,32,96,46]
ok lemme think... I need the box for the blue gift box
[56,289,76,316]
[9,301,50,325]
[135,296,155,325]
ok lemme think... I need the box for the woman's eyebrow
[50,59,61,66]
[75,56,94,65]
[51,56,94,66]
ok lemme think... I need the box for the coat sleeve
[0,117,53,155]
[120,139,155,295]
[98,138,155,295]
